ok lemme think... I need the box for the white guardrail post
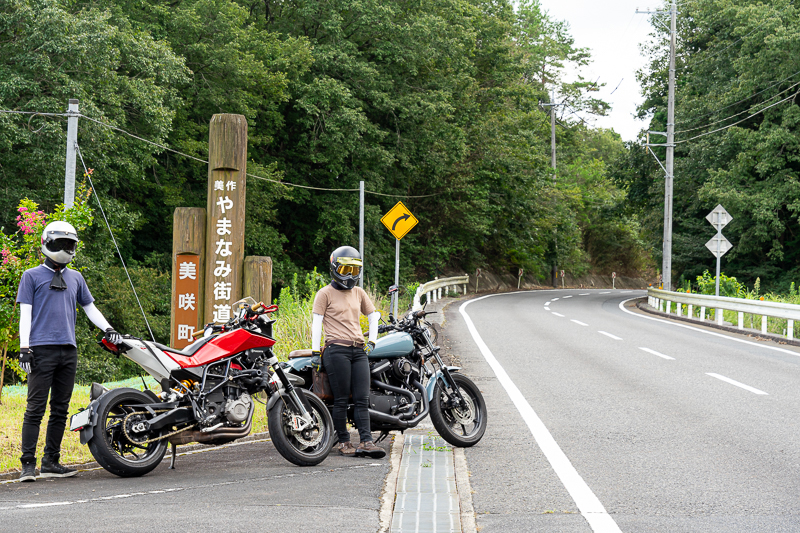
[647,288,800,341]
[412,275,470,311]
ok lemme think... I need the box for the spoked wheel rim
[103,403,166,465]
[439,384,483,439]
[281,405,330,456]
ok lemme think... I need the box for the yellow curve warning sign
[381,201,419,240]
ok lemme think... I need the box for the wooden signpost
[170,114,272,347]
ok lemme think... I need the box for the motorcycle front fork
[271,362,312,421]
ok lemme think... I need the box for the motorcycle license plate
[70,409,91,432]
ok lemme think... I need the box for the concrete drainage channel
[380,428,476,533]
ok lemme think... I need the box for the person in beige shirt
[312,246,383,458]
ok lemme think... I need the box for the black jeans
[323,344,372,443]
[20,344,78,466]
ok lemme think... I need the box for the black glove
[311,350,321,357]
[104,328,122,345]
[19,348,34,374]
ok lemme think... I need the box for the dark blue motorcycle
[283,295,487,447]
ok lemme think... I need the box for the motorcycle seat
[154,337,213,357]
[288,349,313,359]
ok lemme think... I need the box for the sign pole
[394,238,400,317]
[359,181,365,288]
[715,211,721,298]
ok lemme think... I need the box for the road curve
[444,289,800,533]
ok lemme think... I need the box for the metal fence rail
[412,275,469,311]
[648,288,800,340]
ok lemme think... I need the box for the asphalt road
[0,433,390,533]
[445,289,800,533]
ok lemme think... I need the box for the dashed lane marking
[598,331,622,340]
[599,292,611,294]
[563,296,573,299]
[544,307,550,311]
[706,373,768,395]
[639,347,675,360]
[552,312,565,317]
[579,293,590,296]
[571,320,588,326]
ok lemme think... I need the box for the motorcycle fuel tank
[370,332,414,359]
[168,328,276,369]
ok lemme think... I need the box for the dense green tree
[634,0,800,290]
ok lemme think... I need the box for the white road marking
[599,292,611,294]
[460,297,622,533]
[552,312,565,317]
[620,291,633,293]
[706,373,768,395]
[552,298,560,301]
[618,298,800,358]
[598,331,622,340]
[545,302,552,306]
[571,320,588,326]
[544,307,550,311]
[639,347,675,360]
[563,295,573,299]
[579,293,590,296]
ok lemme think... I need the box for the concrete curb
[635,299,800,348]
[454,447,477,533]
[378,432,405,533]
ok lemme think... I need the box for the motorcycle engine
[224,392,252,423]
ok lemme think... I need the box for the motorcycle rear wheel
[268,389,334,466]
[430,373,487,447]
[87,388,168,477]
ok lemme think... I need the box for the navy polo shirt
[16,265,94,347]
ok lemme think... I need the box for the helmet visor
[336,264,361,277]
[49,238,77,254]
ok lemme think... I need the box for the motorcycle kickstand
[374,431,391,445]
[169,443,177,470]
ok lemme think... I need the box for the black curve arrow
[392,213,411,231]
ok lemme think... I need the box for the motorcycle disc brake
[451,392,476,425]
[287,407,324,448]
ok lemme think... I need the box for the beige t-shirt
[312,285,376,345]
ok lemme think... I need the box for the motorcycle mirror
[387,284,399,295]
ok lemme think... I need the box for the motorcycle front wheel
[430,373,487,447]
[267,389,334,466]
[87,388,168,477]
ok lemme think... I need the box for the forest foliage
[629,0,800,292]
[0,0,645,382]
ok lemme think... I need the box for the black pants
[323,344,372,443]
[20,345,78,466]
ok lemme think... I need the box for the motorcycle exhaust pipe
[168,405,255,446]
[368,380,429,429]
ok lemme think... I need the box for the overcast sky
[537,0,657,141]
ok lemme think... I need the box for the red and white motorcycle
[70,297,334,477]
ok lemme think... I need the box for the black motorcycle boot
[19,463,36,482]
[40,456,77,478]
[355,440,386,459]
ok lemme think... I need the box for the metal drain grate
[391,434,461,533]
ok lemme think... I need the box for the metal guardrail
[648,288,800,340]
[412,275,469,311]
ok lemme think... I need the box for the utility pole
[639,0,677,291]
[64,99,79,209]
[541,91,564,288]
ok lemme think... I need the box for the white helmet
[41,221,79,265]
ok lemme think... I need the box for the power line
[675,81,800,134]
[675,69,800,125]
[675,90,799,144]
[75,143,157,342]
[0,108,437,198]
